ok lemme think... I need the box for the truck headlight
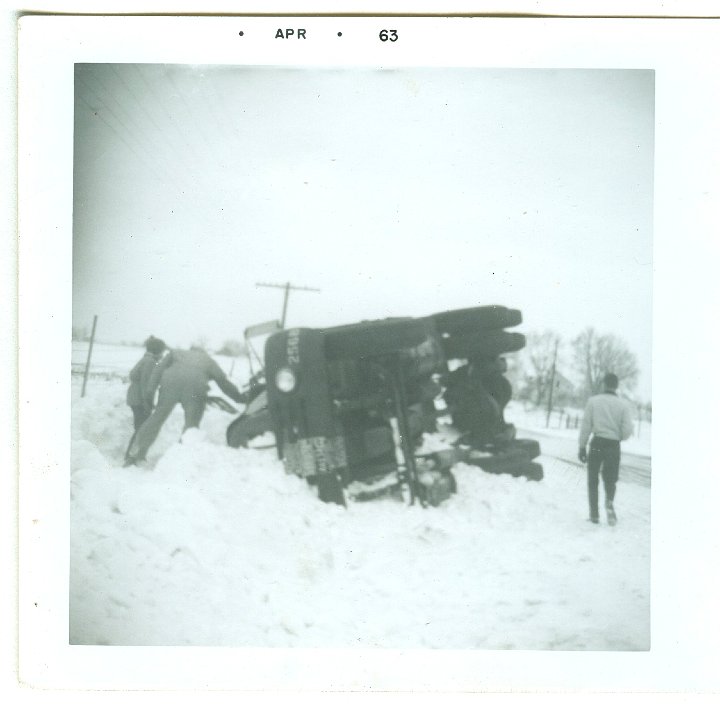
[275,367,297,393]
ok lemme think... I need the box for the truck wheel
[517,461,544,481]
[226,416,247,448]
[474,356,508,375]
[431,306,522,335]
[226,409,272,448]
[442,330,526,360]
[466,447,532,473]
[324,318,429,361]
[482,372,513,410]
[492,423,517,446]
[507,438,541,460]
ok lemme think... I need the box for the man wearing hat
[126,335,167,431]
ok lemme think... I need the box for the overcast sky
[73,64,653,398]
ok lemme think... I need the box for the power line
[112,64,203,193]
[76,68,189,196]
[75,89,169,188]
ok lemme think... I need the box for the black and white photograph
[12,11,720,695]
[69,60,653,649]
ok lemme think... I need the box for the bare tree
[521,330,563,406]
[572,327,639,401]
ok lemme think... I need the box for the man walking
[578,372,634,525]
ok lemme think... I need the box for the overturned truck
[227,306,542,506]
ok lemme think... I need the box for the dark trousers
[131,405,152,431]
[125,405,152,461]
[587,436,620,517]
[129,381,207,461]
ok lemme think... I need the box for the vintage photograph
[69,63,654,650]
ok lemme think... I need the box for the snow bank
[70,366,650,650]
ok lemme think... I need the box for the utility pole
[545,338,559,428]
[256,281,321,327]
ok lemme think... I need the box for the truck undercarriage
[227,305,542,506]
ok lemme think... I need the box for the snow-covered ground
[70,343,651,649]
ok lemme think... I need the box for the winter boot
[606,501,617,526]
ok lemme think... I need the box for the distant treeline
[511,326,649,408]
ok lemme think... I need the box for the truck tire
[482,372,513,410]
[468,448,527,472]
[449,389,503,444]
[523,462,544,481]
[442,330,526,360]
[509,461,544,481]
[226,408,272,448]
[492,423,517,446]
[507,438,541,460]
[431,306,522,335]
[475,356,508,375]
[323,318,429,361]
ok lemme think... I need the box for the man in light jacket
[578,372,634,525]
[125,345,245,466]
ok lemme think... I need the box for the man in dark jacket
[578,372,635,525]
[126,336,167,430]
[125,346,245,465]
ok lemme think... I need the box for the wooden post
[80,315,98,398]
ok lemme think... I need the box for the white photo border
[17,13,720,693]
